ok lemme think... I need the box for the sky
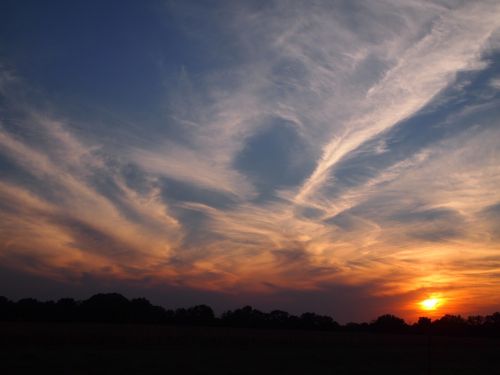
[1,0,500,323]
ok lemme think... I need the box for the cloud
[490,77,500,90]
[0,65,16,95]
[0,112,183,280]
[132,141,255,199]
[294,1,500,205]
[1,1,500,321]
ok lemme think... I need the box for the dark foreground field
[1,322,499,375]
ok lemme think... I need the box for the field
[0,322,499,374]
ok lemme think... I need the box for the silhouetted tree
[80,293,131,323]
[299,312,339,331]
[371,314,408,333]
[268,310,292,328]
[484,312,500,326]
[483,312,500,336]
[412,317,432,334]
[185,304,215,325]
[344,322,370,332]
[466,315,484,335]
[432,314,467,335]
[0,296,14,320]
[16,298,42,321]
[55,298,78,322]
[221,306,267,328]
[130,297,166,324]
[173,305,215,325]
[1,293,499,337]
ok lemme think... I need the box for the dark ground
[0,322,499,374]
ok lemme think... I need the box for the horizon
[3,291,500,326]
[1,0,500,323]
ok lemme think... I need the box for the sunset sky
[1,0,500,322]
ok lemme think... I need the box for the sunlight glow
[419,297,441,311]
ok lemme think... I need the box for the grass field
[0,322,498,374]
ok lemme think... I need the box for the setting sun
[419,296,442,311]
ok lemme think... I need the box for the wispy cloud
[294,1,500,205]
[0,112,183,281]
[1,0,500,321]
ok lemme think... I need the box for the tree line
[1,293,499,337]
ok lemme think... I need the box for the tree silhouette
[0,293,498,337]
[80,293,131,323]
[370,314,407,333]
[413,317,432,334]
[432,314,467,335]
[221,306,267,328]
[175,305,215,325]
[0,296,14,320]
[299,312,339,331]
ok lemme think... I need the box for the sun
[419,296,442,311]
